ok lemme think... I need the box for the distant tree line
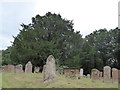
[2,12,120,74]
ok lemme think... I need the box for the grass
[0,73,2,88]
[0,73,119,88]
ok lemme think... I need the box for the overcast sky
[0,0,119,50]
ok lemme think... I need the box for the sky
[0,0,119,50]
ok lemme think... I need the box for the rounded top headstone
[46,55,55,63]
[104,66,111,69]
[27,61,32,65]
[112,68,117,70]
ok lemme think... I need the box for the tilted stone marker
[80,69,83,77]
[43,55,56,83]
[34,67,40,73]
[25,61,32,73]
[15,64,23,73]
[103,66,111,83]
[91,69,100,82]
[112,68,118,83]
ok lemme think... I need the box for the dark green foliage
[2,12,120,74]
[85,28,120,70]
[2,12,83,69]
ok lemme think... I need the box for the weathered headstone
[83,75,86,78]
[25,61,32,73]
[91,69,100,82]
[2,66,6,73]
[112,68,118,83]
[2,65,15,73]
[119,70,120,83]
[34,67,40,73]
[99,72,103,80]
[87,74,90,78]
[80,69,83,77]
[15,64,23,73]
[103,66,111,83]
[43,55,56,83]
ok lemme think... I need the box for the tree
[85,28,120,70]
[7,12,83,70]
[2,12,119,72]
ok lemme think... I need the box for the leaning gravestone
[112,68,118,83]
[25,61,32,73]
[34,67,40,73]
[91,69,100,82]
[43,55,56,83]
[103,66,111,83]
[15,64,23,73]
[80,69,83,77]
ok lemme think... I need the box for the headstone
[99,72,103,80]
[91,69,99,82]
[2,66,6,73]
[43,55,56,83]
[83,75,86,78]
[112,68,118,83]
[15,64,23,73]
[34,67,40,73]
[119,70,120,83]
[25,61,32,73]
[87,74,90,78]
[2,65,15,73]
[80,69,83,77]
[103,66,111,83]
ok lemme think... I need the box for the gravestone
[43,55,56,83]
[87,74,90,78]
[91,69,99,82]
[112,68,118,83]
[83,75,86,78]
[15,64,23,73]
[25,61,32,73]
[103,66,111,83]
[99,72,103,80]
[119,70,120,83]
[2,66,6,73]
[2,65,15,73]
[80,69,83,77]
[34,67,40,73]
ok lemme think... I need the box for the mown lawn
[0,73,119,88]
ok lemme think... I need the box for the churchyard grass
[0,73,2,88]
[1,73,118,88]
